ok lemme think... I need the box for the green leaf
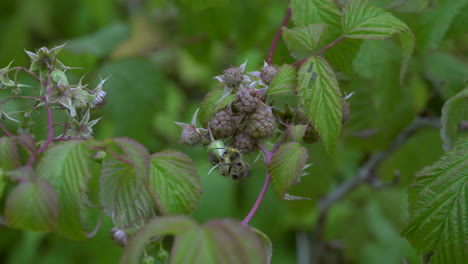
[282,28,313,60]
[290,0,341,31]
[0,137,19,171]
[342,0,414,80]
[67,22,130,57]
[36,141,92,240]
[413,0,468,52]
[268,142,309,198]
[4,178,58,232]
[441,88,468,152]
[402,138,468,263]
[171,219,267,264]
[251,227,273,264]
[324,37,363,74]
[198,87,235,127]
[297,56,342,153]
[100,138,154,228]
[267,64,297,95]
[98,58,167,144]
[342,0,410,39]
[149,149,202,215]
[282,25,327,59]
[286,125,307,142]
[425,52,468,100]
[398,30,415,83]
[0,169,4,198]
[120,216,197,264]
[121,217,266,264]
[177,0,229,11]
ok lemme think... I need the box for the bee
[207,141,250,181]
[218,147,250,181]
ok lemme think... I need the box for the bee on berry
[218,147,250,181]
[207,140,250,181]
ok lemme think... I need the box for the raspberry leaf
[268,142,309,198]
[0,137,19,171]
[121,217,267,264]
[283,24,326,54]
[149,149,202,215]
[441,87,468,151]
[198,87,235,127]
[267,64,297,95]
[402,138,468,263]
[297,56,342,154]
[100,138,154,229]
[342,0,414,81]
[120,216,197,264]
[4,178,58,232]
[251,227,273,264]
[36,141,93,240]
[290,0,341,30]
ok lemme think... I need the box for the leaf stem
[292,35,345,66]
[26,68,55,166]
[241,133,288,226]
[267,7,292,65]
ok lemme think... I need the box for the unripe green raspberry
[209,110,237,138]
[180,124,202,146]
[247,107,275,139]
[231,133,258,154]
[260,64,278,85]
[233,87,260,113]
[342,101,350,124]
[223,67,244,88]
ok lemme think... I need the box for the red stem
[241,133,288,226]
[267,7,292,65]
[292,35,345,66]
[26,65,54,166]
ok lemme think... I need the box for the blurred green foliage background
[0,0,466,263]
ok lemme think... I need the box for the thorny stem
[292,35,345,66]
[267,7,292,65]
[241,133,289,226]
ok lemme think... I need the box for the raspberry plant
[0,0,467,264]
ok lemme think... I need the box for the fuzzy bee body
[219,148,250,181]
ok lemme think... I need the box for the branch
[318,116,440,214]
[267,7,292,65]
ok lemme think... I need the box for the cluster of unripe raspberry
[208,62,278,153]
[177,61,351,152]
